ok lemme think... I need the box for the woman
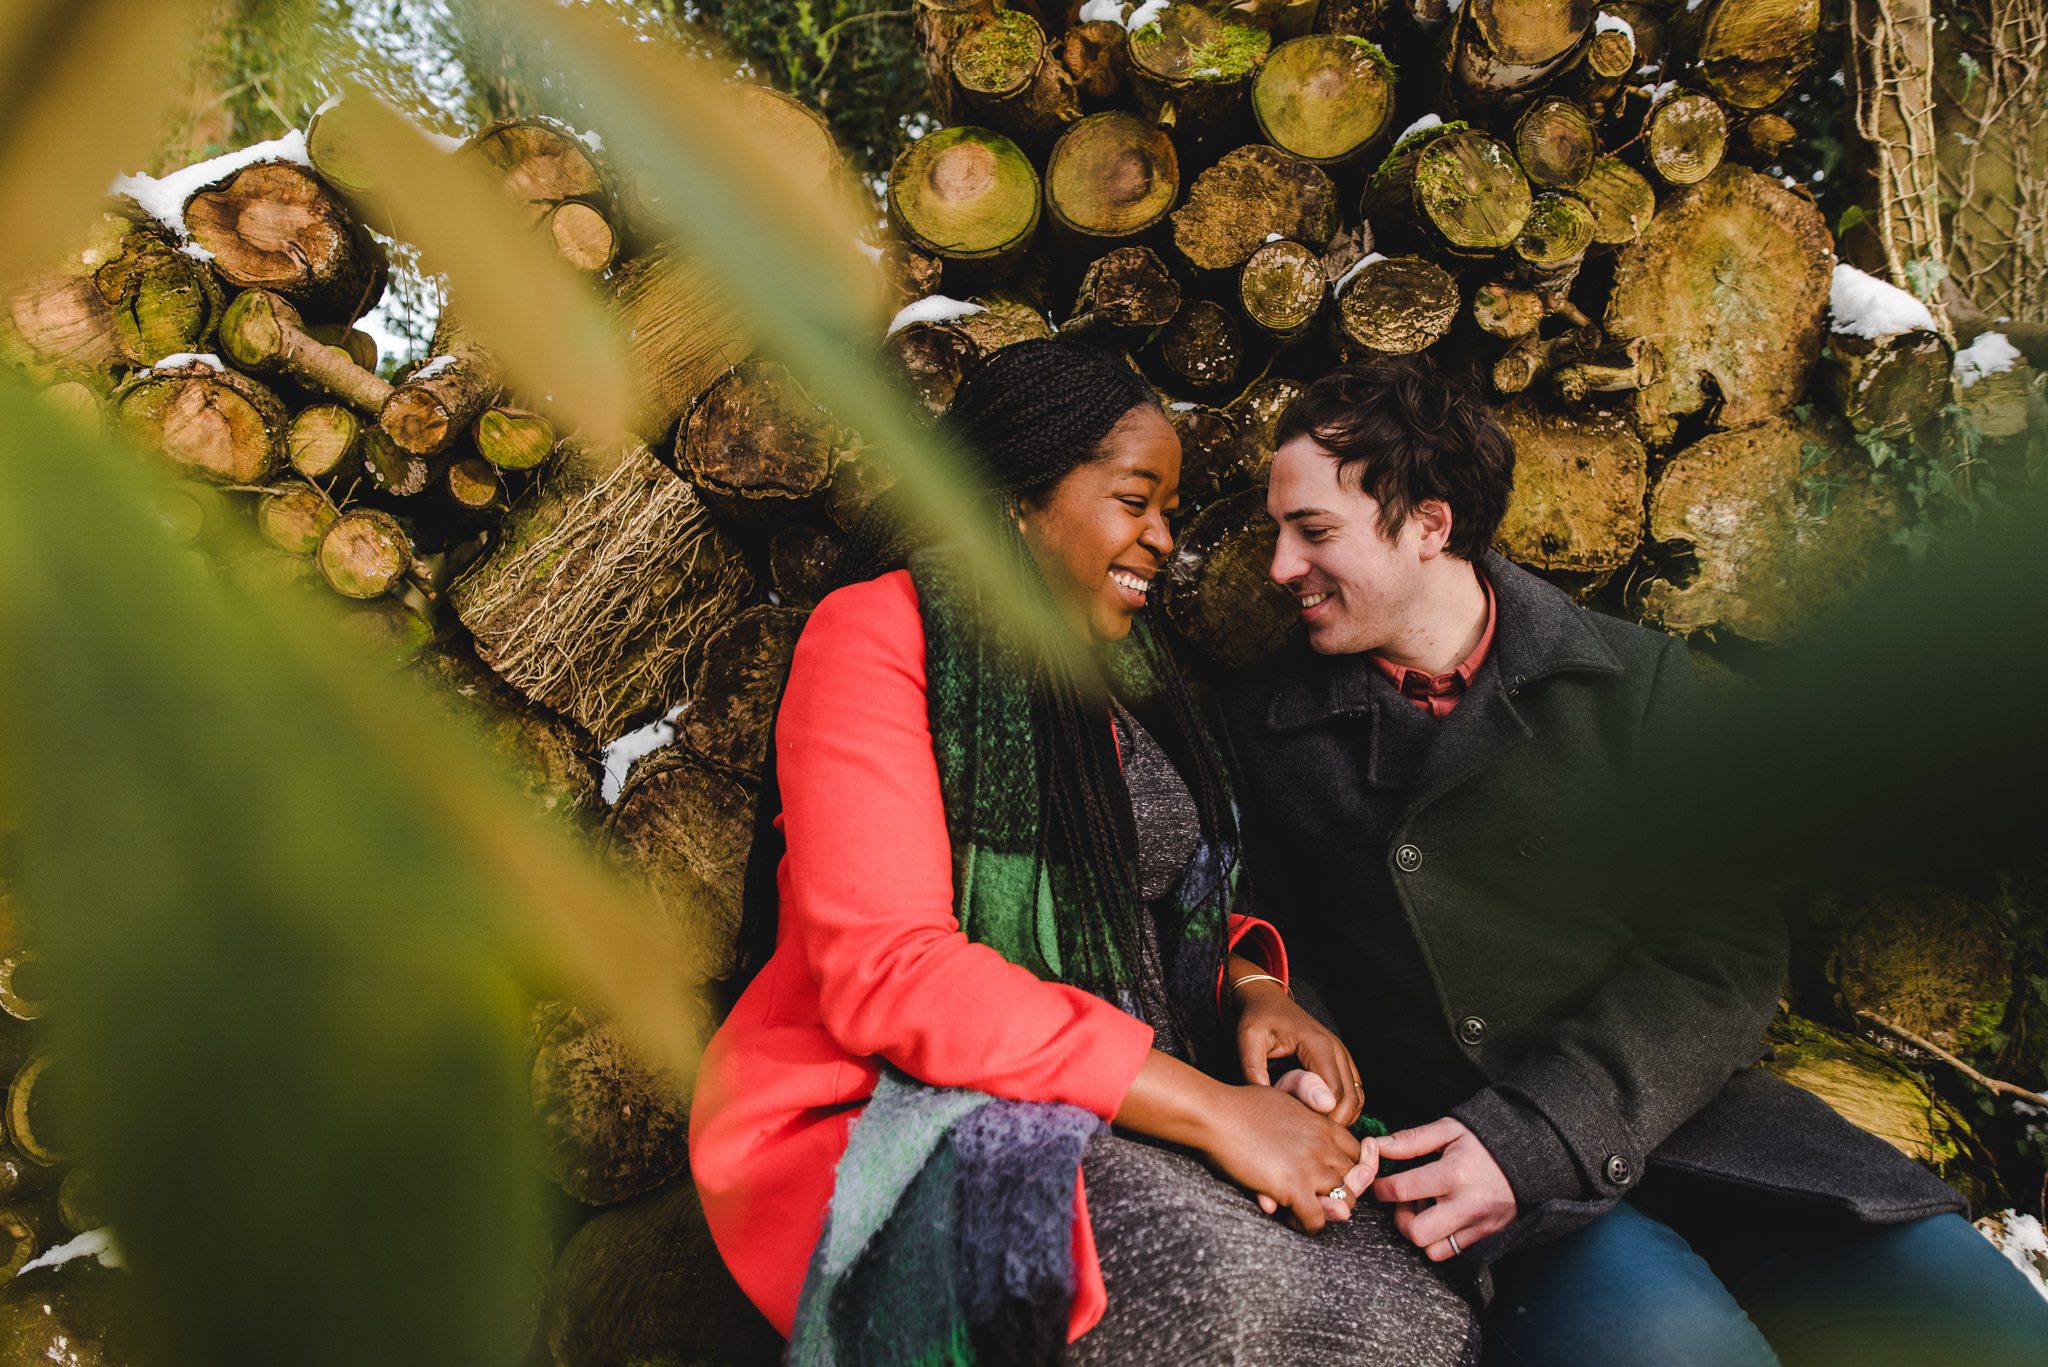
[690,340,1479,1364]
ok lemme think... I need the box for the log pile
[5,6,2045,1362]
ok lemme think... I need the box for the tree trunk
[1579,155,1657,249]
[473,404,557,471]
[545,1177,782,1367]
[466,118,617,274]
[1126,4,1271,135]
[1827,886,2013,1059]
[1493,401,1647,580]
[1165,401,1243,504]
[218,288,394,415]
[1172,144,1339,270]
[1449,0,1595,108]
[1824,321,1951,437]
[0,1260,140,1367]
[1605,166,1832,446]
[116,359,289,485]
[315,509,416,600]
[1159,488,1299,668]
[607,250,752,445]
[1250,35,1397,167]
[3,211,220,381]
[287,404,364,483]
[449,444,756,740]
[410,638,600,826]
[182,161,387,322]
[767,524,846,608]
[1067,245,1182,331]
[1336,255,1459,355]
[913,0,999,127]
[1631,416,1898,643]
[1155,299,1246,392]
[1365,126,1533,256]
[1686,0,1823,113]
[381,312,499,457]
[887,126,1042,278]
[1043,112,1181,244]
[255,483,338,555]
[951,11,1081,150]
[3,1055,63,1167]
[678,360,843,521]
[1645,93,1731,187]
[678,605,811,786]
[1513,96,1599,190]
[1238,239,1326,339]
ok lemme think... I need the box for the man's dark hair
[1273,354,1516,561]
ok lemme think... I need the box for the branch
[1857,1011,2047,1106]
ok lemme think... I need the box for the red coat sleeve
[774,572,1155,1120]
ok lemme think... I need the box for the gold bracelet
[1228,971,1288,998]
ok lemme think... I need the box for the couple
[689,341,2047,1364]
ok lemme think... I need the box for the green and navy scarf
[790,551,1243,1365]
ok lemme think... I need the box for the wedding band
[1328,1183,1351,1202]
[1447,1233,1462,1255]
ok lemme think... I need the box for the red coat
[689,570,1287,1343]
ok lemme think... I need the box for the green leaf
[1800,440,1830,472]
[1835,204,1869,237]
[1957,51,1982,103]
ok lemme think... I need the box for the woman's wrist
[1115,1050,1234,1153]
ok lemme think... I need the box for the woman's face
[1016,405,1181,643]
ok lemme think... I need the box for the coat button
[1457,1015,1487,1045]
[1395,843,1423,872]
[1517,833,1546,860]
[1605,1154,1633,1186]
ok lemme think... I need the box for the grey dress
[1068,704,1482,1365]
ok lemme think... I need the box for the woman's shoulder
[794,568,926,674]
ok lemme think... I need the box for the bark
[1632,416,1898,643]
[607,250,752,445]
[3,1055,62,1167]
[0,1150,53,1206]
[1058,19,1129,104]
[467,118,617,274]
[316,509,415,600]
[1605,166,1832,445]
[678,606,810,785]
[218,289,394,415]
[604,750,756,985]
[1238,239,1326,339]
[116,360,289,485]
[1172,144,1339,270]
[544,1177,782,1367]
[886,125,1041,276]
[4,211,220,381]
[1492,401,1647,576]
[1933,0,2048,323]
[913,0,1000,126]
[1251,35,1397,167]
[183,161,388,322]
[1336,254,1460,355]
[1734,112,1799,163]
[528,999,698,1207]
[1827,887,2013,1060]
[951,10,1081,150]
[678,360,842,521]
[255,483,339,556]
[381,312,499,457]
[449,444,756,740]
[1366,126,1532,256]
[880,240,946,310]
[882,319,980,417]
[1043,112,1181,243]
[1160,488,1300,667]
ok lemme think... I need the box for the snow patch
[1395,113,1442,145]
[575,127,605,156]
[1955,331,2022,386]
[1333,251,1387,294]
[1263,232,1284,243]
[409,354,458,382]
[147,352,225,373]
[16,1228,122,1279]
[600,704,686,805]
[1125,0,1170,31]
[1594,12,1634,38]
[1640,80,1679,103]
[111,130,312,244]
[1167,401,1197,411]
[1981,1212,2048,1303]
[1828,262,1938,340]
[1078,0,1123,20]
[853,238,884,265]
[886,295,987,336]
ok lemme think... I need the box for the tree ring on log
[1045,112,1179,241]
[679,359,841,516]
[1514,96,1599,189]
[887,125,1040,264]
[1172,144,1339,270]
[1239,240,1326,337]
[1413,130,1531,253]
[1251,35,1396,167]
[1513,192,1595,270]
[316,509,413,599]
[184,161,386,320]
[1493,401,1647,574]
[116,361,287,485]
[1692,0,1821,111]
[1579,156,1656,247]
[1158,299,1245,391]
[1646,93,1730,186]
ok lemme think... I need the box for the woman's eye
[1119,497,1149,513]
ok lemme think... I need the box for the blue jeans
[1486,1198,2048,1366]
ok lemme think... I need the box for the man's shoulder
[1483,554,1679,681]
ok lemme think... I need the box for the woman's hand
[1203,1084,1377,1233]
[1230,969,1365,1127]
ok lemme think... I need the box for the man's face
[1266,434,1427,656]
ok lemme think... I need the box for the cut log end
[316,509,414,599]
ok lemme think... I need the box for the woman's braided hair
[729,339,1237,1032]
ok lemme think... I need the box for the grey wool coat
[1216,553,1964,1262]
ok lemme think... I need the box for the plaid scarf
[790,553,1240,1365]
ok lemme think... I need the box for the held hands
[1369,1117,1517,1261]
[1203,1083,1376,1235]
[1231,974,1365,1126]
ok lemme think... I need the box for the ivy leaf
[1835,204,1868,237]
[1903,255,1949,302]
[1957,51,1982,104]
[1800,440,1831,472]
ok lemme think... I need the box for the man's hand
[1232,977,1365,1126]
[1369,1117,1516,1261]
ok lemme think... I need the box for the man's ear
[1411,499,1455,559]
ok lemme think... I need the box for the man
[1218,356,2048,1364]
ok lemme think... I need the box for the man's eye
[1301,528,1331,543]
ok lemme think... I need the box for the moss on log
[4,211,220,380]
[1251,36,1396,167]
[887,125,1040,273]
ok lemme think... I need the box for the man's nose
[1270,538,1303,586]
